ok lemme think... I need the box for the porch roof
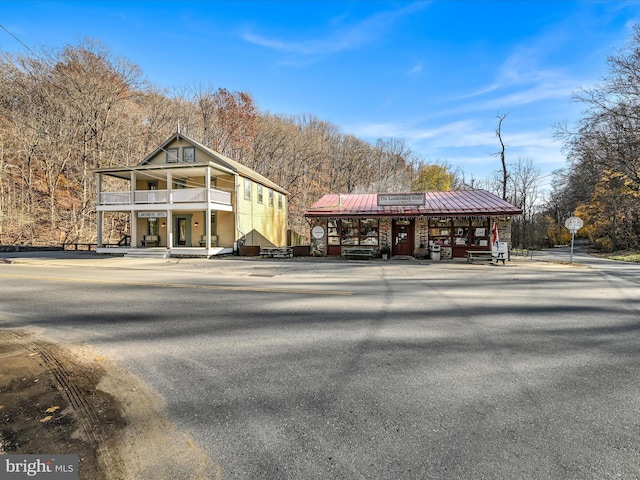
[305,190,522,218]
[93,132,289,196]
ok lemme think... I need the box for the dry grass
[593,250,640,263]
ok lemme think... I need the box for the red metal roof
[305,190,522,217]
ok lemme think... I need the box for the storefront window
[360,219,379,245]
[326,219,379,247]
[453,219,469,246]
[328,219,340,245]
[471,219,489,247]
[341,219,359,245]
[428,219,451,245]
[429,218,490,248]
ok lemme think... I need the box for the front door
[392,220,415,256]
[174,215,192,246]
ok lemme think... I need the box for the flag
[492,222,499,248]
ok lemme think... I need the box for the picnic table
[259,247,293,258]
[466,250,506,265]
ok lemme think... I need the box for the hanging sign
[377,193,425,206]
[138,212,167,218]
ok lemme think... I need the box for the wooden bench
[199,235,218,247]
[466,250,505,265]
[259,247,293,258]
[141,235,159,247]
[341,246,375,260]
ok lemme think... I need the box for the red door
[392,220,415,256]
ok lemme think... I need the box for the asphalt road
[1,250,639,479]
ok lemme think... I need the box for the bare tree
[494,112,509,200]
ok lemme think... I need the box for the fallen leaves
[40,406,60,423]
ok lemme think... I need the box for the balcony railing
[100,191,131,204]
[99,188,231,206]
[135,190,168,203]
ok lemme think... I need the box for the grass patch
[592,250,640,263]
[609,253,640,263]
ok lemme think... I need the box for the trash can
[430,244,441,261]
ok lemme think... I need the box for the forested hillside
[0,39,448,246]
[3,32,639,252]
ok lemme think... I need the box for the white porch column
[130,171,137,247]
[167,209,173,249]
[96,174,103,248]
[97,211,103,248]
[130,171,136,202]
[166,170,173,249]
[205,167,211,249]
[131,209,137,247]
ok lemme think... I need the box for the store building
[94,132,289,257]
[305,190,522,259]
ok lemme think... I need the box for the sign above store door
[377,193,425,206]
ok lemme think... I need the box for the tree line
[3,33,635,252]
[0,38,469,245]
[548,26,640,252]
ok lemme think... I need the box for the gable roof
[138,132,288,195]
[305,190,522,217]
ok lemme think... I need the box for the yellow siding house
[94,132,288,257]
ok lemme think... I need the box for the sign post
[564,216,584,264]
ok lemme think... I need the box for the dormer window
[183,147,195,163]
[166,148,179,164]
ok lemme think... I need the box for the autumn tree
[411,161,460,191]
[554,25,640,251]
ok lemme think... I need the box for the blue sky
[3,1,640,189]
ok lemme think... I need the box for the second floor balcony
[99,187,232,206]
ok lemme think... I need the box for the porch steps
[124,248,170,259]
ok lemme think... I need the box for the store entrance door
[392,220,415,256]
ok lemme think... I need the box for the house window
[278,193,283,210]
[173,178,187,189]
[166,148,179,164]
[183,147,195,163]
[268,189,274,207]
[257,184,263,204]
[244,179,251,200]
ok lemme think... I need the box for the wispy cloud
[456,46,569,102]
[242,2,428,55]
[408,62,423,76]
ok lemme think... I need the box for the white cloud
[408,62,423,76]
[241,2,429,55]
[349,117,567,179]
